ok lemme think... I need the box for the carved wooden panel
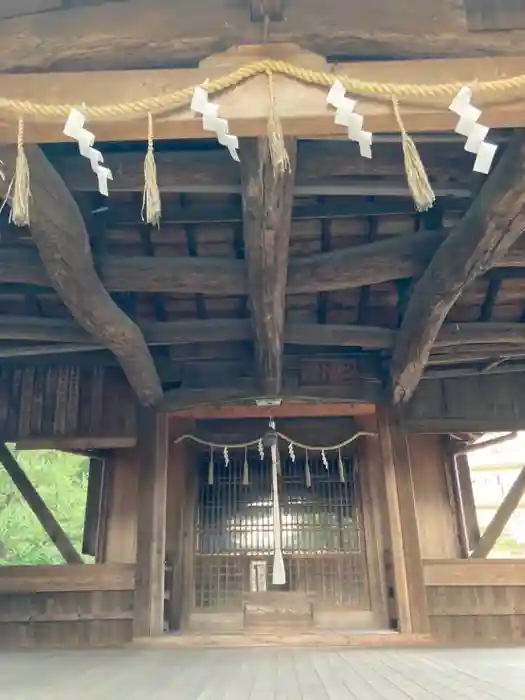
[0,366,136,445]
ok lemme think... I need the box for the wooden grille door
[194,449,370,621]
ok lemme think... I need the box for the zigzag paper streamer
[63,109,113,196]
[191,86,240,161]
[449,87,497,174]
[326,80,372,159]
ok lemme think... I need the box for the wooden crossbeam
[0,145,162,407]
[4,316,525,356]
[2,55,525,143]
[240,137,297,395]
[389,133,525,404]
[0,442,84,565]
[2,230,525,296]
[3,0,525,75]
[470,464,525,558]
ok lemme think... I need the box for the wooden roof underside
[2,133,525,408]
[2,0,525,410]
[3,0,525,72]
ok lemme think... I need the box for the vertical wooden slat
[133,409,169,637]
[376,408,429,634]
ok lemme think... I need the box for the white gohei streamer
[326,80,372,159]
[449,87,498,175]
[191,86,240,162]
[63,109,113,196]
[270,442,286,585]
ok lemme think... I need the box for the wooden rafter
[3,229,525,296]
[0,442,83,565]
[240,137,297,395]
[0,145,162,407]
[470,464,525,558]
[389,133,525,404]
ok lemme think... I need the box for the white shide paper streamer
[449,87,497,174]
[63,109,113,196]
[191,86,240,162]
[326,80,372,159]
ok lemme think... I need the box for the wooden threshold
[131,631,434,649]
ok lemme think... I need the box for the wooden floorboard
[1,647,524,699]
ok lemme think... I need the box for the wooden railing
[0,564,135,648]
[423,559,525,643]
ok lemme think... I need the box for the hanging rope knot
[391,95,435,213]
[141,112,162,227]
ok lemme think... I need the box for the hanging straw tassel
[243,447,250,486]
[266,70,290,177]
[207,448,214,486]
[9,119,31,227]
[338,448,345,483]
[142,112,162,227]
[304,449,312,488]
[391,96,435,213]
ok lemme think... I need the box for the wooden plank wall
[0,366,137,446]
[423,559,525,643]
[0,564,135,648]
[403,372,525,432]
[408,435,459,559]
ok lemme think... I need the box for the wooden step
[243,592,314,629]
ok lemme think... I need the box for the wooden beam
[376,410,429,634]
[173,402,375,419]
[0,145,162,407]
[0,442,84,565]
[240,137,296,394]
[5,315,525,357]
[3,55,525,143]
[4,0,525,75]
[390,132,525,404]
[134,410,169,637]
[470,464,525,558]
[3,231,525,296]
[453,452,480,555]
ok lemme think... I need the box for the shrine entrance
[188,435,378,634]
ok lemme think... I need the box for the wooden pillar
[376,408,429,634]
[133,409,169,638]
[104,449,139,564]
[453,452,480,555]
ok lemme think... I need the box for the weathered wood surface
[241,138,296,394]
[0,443,83,565]
[0,145,161,406]
[0,564,135,649]
[4,0,525,75]
[390,133,525,404]
[0,366,137,444]
[3,231,525,296]
[2,647,525,697]
[402,371,525,432]
[424,559,525,643]
[3,56,525,143]
[134,410,169,638]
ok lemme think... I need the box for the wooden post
[376,409,429,634]
[0,442,84,565]
[471,463,525,558]
[133,409,168,637]
[453,452,480,556]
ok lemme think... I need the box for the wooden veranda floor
[1,647,524,699]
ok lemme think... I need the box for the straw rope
[2,59,525,122]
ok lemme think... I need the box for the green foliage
[0,448,89,565]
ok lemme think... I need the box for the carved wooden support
[240,137,297,395]
[0,144,162,406]
[390,133,525,404]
